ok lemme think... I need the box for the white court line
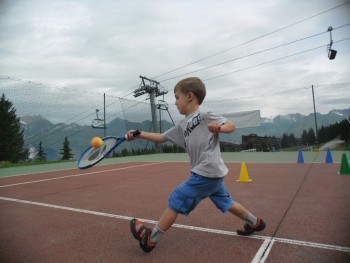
[1,196,349,258]
[252,239,275,263]
[0,162,162,188]
[0,161,169,179]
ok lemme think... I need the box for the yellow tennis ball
[91,136,103,149]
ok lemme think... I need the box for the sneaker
[130,218,157,253]
[237,217,266,236]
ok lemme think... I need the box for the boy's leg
[130,173,200,252]
[228,202,249,220]
[229,202,266,236]
[209,179,265,236]
[157,207,178,231]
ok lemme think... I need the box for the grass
[1,141,349,169]
[336,143,350,150]
[282,141,349,152]
[0,160,74,169]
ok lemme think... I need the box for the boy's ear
[187,92,194,101]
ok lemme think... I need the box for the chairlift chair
[91,109,105,129]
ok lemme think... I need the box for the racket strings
[79,137,118,166]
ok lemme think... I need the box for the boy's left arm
[208,120,236,134]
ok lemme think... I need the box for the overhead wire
[203,37,350,81]
[202,82,350,116]
[151,1,350,80]
[98,1,350,99]
[159,24,350,82]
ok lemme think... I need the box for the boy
[127,77,265,253]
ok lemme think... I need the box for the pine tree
[37,141,46,161]
[0,94,28,162]
[307,128,317,145]
[301,130,308,146]
[60,136,73,160]
[340,120,350,147]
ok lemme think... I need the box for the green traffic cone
[339,153,350,175]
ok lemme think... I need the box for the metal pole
[159,106,162,133]
[104,93,106,137]
[149,91,160,151]
[312,85,318,143]
[134,76,167,152]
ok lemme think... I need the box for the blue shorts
[168,173,234,216]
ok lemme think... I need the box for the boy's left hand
[208,122,221,134]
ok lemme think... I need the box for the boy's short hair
[174,77,206,105]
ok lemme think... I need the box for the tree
[281,133,289,148]
[301,130,308,145]
[60,136,73,160]
[0,93,27,162]
[317,126,327,143]
[301,128,317,145]
[37,141,46,161]
[281,133,298,148]
[307,128,317,145]
[339,119,350,147]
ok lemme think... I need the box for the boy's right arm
[127,130,167,143]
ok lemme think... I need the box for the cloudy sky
[0,0,349,121]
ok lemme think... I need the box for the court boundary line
[0,162,162,188]
[0,161,162,179]
[1,161,341,179]
[1,196,349,258]
[252,239,273,263]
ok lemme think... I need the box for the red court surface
[1,161,350,262]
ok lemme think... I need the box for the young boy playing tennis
[127,77,265,253]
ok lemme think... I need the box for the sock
[150,224,165,243]
[246,213,258,226]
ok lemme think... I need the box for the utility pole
[134,76,168,152]
[312,85,318,143]
[103,93,106,137]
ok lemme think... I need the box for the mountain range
[20,108,349,160]
[221,108,350,144]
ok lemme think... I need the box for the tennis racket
[77,130,141,169]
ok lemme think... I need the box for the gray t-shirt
[163,109,228,178]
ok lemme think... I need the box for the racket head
[77,136,125,169]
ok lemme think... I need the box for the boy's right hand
[126,130,140,141]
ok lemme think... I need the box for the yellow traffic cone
[237,162,252,182]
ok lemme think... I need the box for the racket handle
[132,129,141,137]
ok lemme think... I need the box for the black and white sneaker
[237,217,266,236]
[130,218,157,253]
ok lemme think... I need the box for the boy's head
[174,77,206,105]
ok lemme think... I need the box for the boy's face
[174,90,189,115]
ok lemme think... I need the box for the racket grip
[132,129,141,137]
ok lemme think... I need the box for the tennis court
[1,153,350,262]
